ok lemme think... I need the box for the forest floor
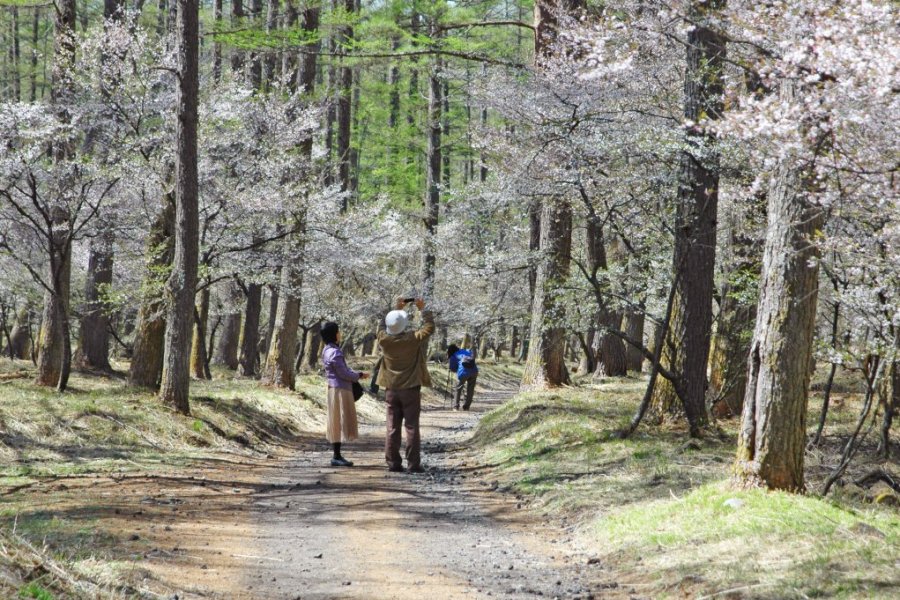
[0,359,613,599]
[1,358,899,599]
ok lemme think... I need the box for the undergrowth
[472,377,900,599]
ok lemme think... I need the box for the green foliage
[18,583,53,600]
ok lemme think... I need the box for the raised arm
[414,299,435,341]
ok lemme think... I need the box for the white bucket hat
[384,310,409,335]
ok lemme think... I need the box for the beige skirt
[325,386,359,443]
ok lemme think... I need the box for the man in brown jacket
[377,297,434,473]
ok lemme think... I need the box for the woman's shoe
[331,457,354,467]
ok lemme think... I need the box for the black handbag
[351,381,364,402]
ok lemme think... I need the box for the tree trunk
[10,6,21,101]
[528,199,541,299]
[735,142,825,492]
[264,284,278,352]
[231,0,244,73]
[335,0,354,208]
[36,208,71,388]
[577,331,595,376]
[649,0,725,435]
[77,233,114,371]
[129,194,176,388]
[262,4,317,387]
[190,286,211,379]
[213,281,242,369]
[596,313,627,377]
[249,0,263,88]
[623,307,645,372]
[522,199,572,389]
[709,287,757,419]
[421,50,442,298]
[710,195,764,418]
[7,306,32,360]
[282,0,298,88]
[213,0,223,81]
[29,8,39,102]
[302,321,322,372]
[263,0,279,88]
[238,282,262,377]
[878,360,899,456]
[158,0,200,415]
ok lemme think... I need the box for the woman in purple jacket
[321,322,368,467]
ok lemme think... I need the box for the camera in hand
[404,297,416,303]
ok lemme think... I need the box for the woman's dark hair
[321,321,340,345]
[447,344,459,357]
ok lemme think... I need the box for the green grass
[18,582,54,600]
[597,484,900,598]
[472,378,900,599]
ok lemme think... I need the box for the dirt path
[143,385,604,599]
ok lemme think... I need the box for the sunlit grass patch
[595,483,900,598]
[473,380,734,515]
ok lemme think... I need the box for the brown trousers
[385,386,421,469]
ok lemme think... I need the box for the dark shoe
[408,465,426,474]
[388,464,405,473]
[331,457,354,467]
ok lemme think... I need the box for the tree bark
[213,0,223,82]
[77,232,114,371]
[158,0,200,415]
[421,50,442,298]
[264,284,278,351]
[213,281,242,369]
[36,208,71,388]
[281,0,298,88]
[510,325,520,359]
[29,8,40,102]
[249,0,263,88]
[129,194,175,388]
[231,0,244,73]
[335,0,355,208]
[302,321,321,372]
[648,0,725,435]
[623,307,645,372]
[595,313,627,377]
[709,281,757,419]
[527,199,541,299]
[190,286,211,379]
[263,0,279,88]
[262,4,317,388]
[238,282,262,376]
[7,305,32,360]
[522,199,572,388]
[264,264,302,387]
[735,138,825,492]
[10,6,21,101]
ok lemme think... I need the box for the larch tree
[158,0,200,414]
[263,3,319,390]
